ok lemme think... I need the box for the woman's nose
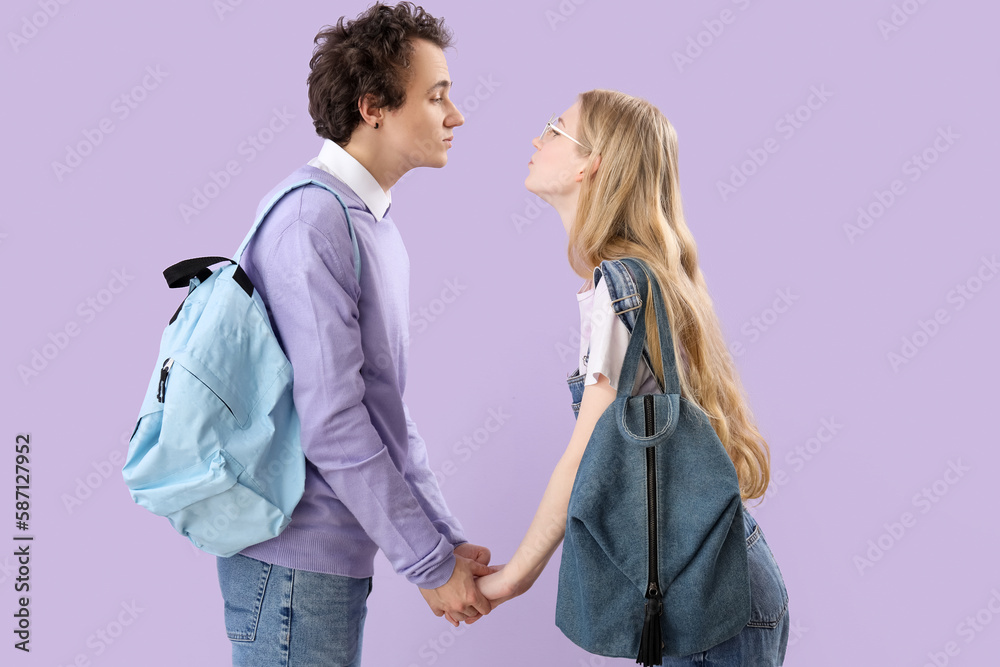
[531,137,541,150]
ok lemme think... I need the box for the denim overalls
[564,259,790,666]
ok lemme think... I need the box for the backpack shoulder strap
[233,178,361,283]
[591,258,666,394]
[594,259,642,317]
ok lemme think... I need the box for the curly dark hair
[307,2,454,145]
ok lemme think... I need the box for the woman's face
[525,100,590,204]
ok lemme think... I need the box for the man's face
[384,37,464,170]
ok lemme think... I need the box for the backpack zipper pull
[637,582,663,666]
[157,358,174,402]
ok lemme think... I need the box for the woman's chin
[524,177,542,198]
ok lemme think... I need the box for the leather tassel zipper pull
[637,582,663,666]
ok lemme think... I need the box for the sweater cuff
[409,551,456,590]
[433,519,468,548]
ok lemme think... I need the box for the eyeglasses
[539,113,587,149]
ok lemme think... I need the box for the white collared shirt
[308,139,392,220]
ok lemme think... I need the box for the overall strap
[616,258,681,398]
[593,260,643,318]
[233,178,361,283]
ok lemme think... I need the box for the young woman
[475,90,790,665]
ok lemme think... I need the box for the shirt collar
[308,139,392,220]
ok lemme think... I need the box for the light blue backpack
[122,178,360,557]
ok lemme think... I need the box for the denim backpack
[122,178,360,558]
[555,258,750,664]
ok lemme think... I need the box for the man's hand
[454,542,491,567]
[419,548,493,627]
[443,543,492,625]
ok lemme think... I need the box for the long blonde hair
[571,89,770,502]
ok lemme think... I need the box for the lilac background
[2,1,998,665]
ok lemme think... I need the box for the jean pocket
[744,525,789,629]
[217,554,272,641]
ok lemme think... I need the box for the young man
[215,4,490,665]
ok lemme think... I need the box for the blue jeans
[661,511,790,666]
[217,553,372,666]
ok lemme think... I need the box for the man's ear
[358,93,383,129]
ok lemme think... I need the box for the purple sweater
[237,164,465,589]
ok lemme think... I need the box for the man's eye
[432,98,443,103]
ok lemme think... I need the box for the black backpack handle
[163,256,255,325]
[163,256,235,289]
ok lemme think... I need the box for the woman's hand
[475,563,520,607]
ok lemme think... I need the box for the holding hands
[418,542,533,627]
[419,543,495,627]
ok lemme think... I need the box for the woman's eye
[432,98,443,103]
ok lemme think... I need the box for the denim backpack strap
[593,260,642,323]
[615,258,681,398]
[595,259,667,394]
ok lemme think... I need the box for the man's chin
[410,157,448,170]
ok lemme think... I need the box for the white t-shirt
[576,278,684,396]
